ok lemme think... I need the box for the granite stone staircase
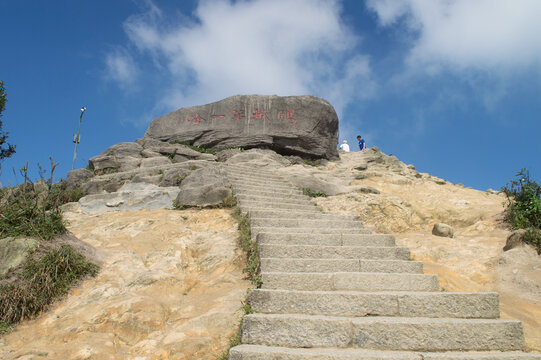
[225,163,541,360]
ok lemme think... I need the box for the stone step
[229,345,541,360]
[236,190,308,200]
[232,183,301,193]
[241,314,524,351]
[257,233,395,247]
[250,218,365,229]
[248,209,356,220]
[237,194,314,206]
[261,272,439,291]
[260,258,423,273]
[227,167,283,176]
[252,227,373,235]
[230,179,295,188]
[240,202,320,212]
[258,244,409,260]
[228,173,288,182]
[247,289,499,319]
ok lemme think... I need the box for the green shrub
[46,181,85,209]
[502,168,541,253]
[0,159,88,240]
[0,185,65,240]
[302,188,327,198]
[0,320,11,334]
[0,160,86,240]
[0,245,99,326]
[523,228,541,252]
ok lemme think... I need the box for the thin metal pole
[72,107,86,170]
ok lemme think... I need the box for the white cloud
[366,0,541,71]
[104,50,138,87]
[107,0,375,119]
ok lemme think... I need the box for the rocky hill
[0,147,539,358]
[1,95,539,358]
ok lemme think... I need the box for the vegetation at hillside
[0,159,97,334]
[218,206,258,360]
[0,244,99,333]
[231,206,261,287]
[502,168,541,253]
[0,80,16,166]
[0,159,84,240]
[302,187,327,198]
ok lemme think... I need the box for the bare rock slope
[1,146,539,358]
[0,208,250,359]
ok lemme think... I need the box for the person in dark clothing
[356,135,365,151]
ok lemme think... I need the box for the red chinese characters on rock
[208,108,296,126]
[187,113,205,126]
[252,108,268,123]
[277,109,296,125]
[232,110,246,121]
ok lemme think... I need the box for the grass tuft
[302,188,327,198]
[0,245,99,327]
[231,207,261,287]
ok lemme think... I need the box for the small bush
[502,168,541,253]
[302,188,327,198]
[46,181,85,209]
[222,193,237,208]
[0,159,83,240]
[0,320,11,334]
[0,245,99,326]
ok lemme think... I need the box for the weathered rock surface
[504,229,528,251]
[144,94,339,159]
[0,209,250,359]
[77,182,180,214]
[65,168,94,189]
[0,237,38,277]
[432,223,455,238]
[175,164,232,207]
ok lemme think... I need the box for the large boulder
[175,164,232,207]
[144,95,339,159]
[88,142,143,173]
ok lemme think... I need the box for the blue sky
[1,0,540,190]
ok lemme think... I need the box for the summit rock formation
[144,95,339,159]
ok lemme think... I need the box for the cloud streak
[366,0,541,72]
[106,0,375,121]
[104,49,139,88]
